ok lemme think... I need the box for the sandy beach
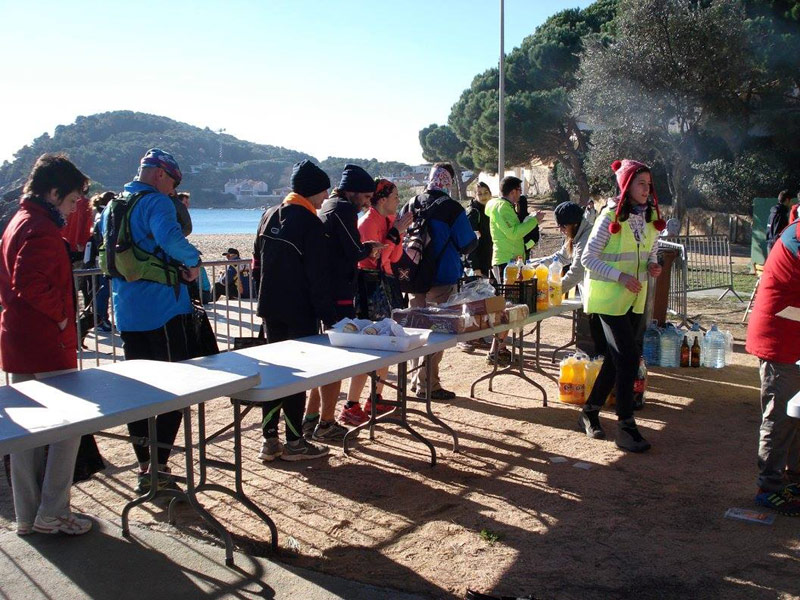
[188,233,255,260]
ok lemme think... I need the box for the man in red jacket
[746,218,800,515]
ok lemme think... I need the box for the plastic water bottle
[642,321,661,367]
[704,324,726,368]
[659,323,679,367]
[723,330,734,365]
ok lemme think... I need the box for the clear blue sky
[0,0,592,166]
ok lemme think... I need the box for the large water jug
[659,323,679,367]
[643,321,661,367]
[704,324,726,368]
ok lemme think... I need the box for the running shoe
[280,438,330,462]
[339,403,369,426]
[33,513,92,535]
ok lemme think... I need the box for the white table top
[190,333,455,403]
[0,360,260,455]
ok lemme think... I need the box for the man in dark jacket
[306,164,383,436]
[466,182,493,277]
[398,163,478,399]
[766,190,792,254]
[253,159,336,462]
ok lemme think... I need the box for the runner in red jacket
[746,218,800,515]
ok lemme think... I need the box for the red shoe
[339,403,369,426]
[365,395,393,415]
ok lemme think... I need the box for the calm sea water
[189,208,265,234]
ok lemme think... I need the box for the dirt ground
[1,231,798,600]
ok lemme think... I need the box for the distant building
[224,179,270,202]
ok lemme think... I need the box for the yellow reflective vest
[583,207,658,316]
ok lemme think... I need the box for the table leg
[178,406,237,566]
[193,400,279,552]
[468,325,548,406]
[344,360,438,466]
[550,311,578,363]
[121,417,160,537]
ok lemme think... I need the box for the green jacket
[485,197,539,266]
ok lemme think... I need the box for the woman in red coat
[0,153,93,536]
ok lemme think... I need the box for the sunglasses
[162,168,180,189]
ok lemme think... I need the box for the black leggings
[121,314,192,466]
[585,310,642,420]
[260,319,318,442]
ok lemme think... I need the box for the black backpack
[392,194,450,294]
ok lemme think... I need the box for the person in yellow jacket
[578,159,665,452]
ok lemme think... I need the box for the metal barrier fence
[72,258,258,370]
[662,235,741,301]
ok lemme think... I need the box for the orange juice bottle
[584,357,601,399]
[558,358,574,403]
[535,263,550,311]
[571,358,586,404]
[521,260,535,281]
[504,257,521,283]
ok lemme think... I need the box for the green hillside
[0,111,316,207]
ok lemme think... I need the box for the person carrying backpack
[98,148,202,493]
[397,163,477,399]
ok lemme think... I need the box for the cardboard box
[449,295,506,316]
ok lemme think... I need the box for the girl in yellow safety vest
[578,160,665,452]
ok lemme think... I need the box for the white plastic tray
[326,328,431,352]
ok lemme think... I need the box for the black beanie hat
[291,160,330,198]
[553,201,584,227]
[338,164,376,193]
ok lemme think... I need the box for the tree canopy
[442,0,618,202]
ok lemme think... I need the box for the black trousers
[260,318,318,442]
[585,309,642,421]
[121,314,192,466]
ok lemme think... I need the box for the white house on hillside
[224,179,270,202]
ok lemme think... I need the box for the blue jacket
[102,181,201,332]
[400,190,477,286]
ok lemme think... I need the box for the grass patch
[480,528,504,545]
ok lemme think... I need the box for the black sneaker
[615,419,651,453]
[577,409,606,440]
[417,387,456,400]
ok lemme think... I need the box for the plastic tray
[326,328,432,352]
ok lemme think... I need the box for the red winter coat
[0,198,77,373]
[745,220,800,365]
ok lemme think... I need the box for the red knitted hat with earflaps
[608,159,666,234]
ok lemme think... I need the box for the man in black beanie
[252,159,336,462]
[303,164,385,437]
